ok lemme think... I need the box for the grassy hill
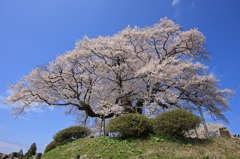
[42,136,240,159]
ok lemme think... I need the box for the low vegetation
[153,109,201,136]
[54,126,91,143]
[106,113,153,139]
[42,136,240,159]
[44,140,59,153]
[42,111,240,158]
[45,126,91,153]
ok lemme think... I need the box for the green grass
[42,136,240,159]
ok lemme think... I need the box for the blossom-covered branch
[7,18,234,125]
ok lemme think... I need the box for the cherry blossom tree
[7,18,233,128]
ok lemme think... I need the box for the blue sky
[0,0,240,153]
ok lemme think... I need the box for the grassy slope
[42,136,240,159]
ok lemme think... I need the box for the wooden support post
[100,116,103,136]
[103,115,106,136]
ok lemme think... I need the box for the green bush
[154,109,201,136]
[106,113,152,138]
[44,140,59,153]
[54,126,91,144]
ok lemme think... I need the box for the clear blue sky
[0,0,240,153]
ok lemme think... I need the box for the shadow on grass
[174,136,213,145]
[150,135,214,146]
[108,135,214,146]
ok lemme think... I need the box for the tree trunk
[83,111,88,126]
[80,103,116,118]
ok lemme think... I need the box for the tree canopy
[7,18,233,125]
[24,142,37,158]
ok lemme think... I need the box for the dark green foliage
[54,126,91,144]
[44,126,91,154]
[44,140,59,153]
[106,113,152,138]
[148,118,156,133]
[17,149,23,158]
[24,142,37,158]
[154,109,201,136]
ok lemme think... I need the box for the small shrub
[154,109,201,137]
[148,118,156,134]
[54,126,91,144]
[44,140,59,153]
[106,113,152,138]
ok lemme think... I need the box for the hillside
[42,136,240,159]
